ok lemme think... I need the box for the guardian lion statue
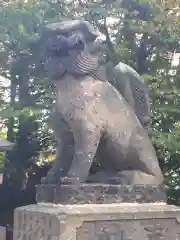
[40,20,164,185]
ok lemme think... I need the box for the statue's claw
[60,176,81,185]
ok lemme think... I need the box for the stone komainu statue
[40,20,163,185]
[42,20,151,134]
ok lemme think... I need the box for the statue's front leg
[62,119,101,184]
[42,116,74,184]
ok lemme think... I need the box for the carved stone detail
[76,219,175,240]
[36,184,166,204]
[13,208,60,240]
[13,204,179,240]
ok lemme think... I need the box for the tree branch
[0,40,23,58]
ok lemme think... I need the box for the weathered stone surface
[36,184,166,204]
[76,218,174,240]
[0,226,6,240]
[39,19,164,186]
[13,203,180,240]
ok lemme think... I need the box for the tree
[0,1,57,189]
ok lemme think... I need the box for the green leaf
[18,24,25,35]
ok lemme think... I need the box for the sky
[0,75,10,87]
[0,76,10,102]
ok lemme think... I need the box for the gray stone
[13,203,180,240]
[42,20,151,133]
[36,184,166,204]
[39,20,164,187]
[0,226,6,240]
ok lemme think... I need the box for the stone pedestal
[14,203,180,240]
[0,226,6,240]
[36,184,166,204]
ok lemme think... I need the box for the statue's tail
[109,62,151,134]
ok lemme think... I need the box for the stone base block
[0,226,6,240]
[36,184,166,204]
[14,203,180,240]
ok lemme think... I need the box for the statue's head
[40,20,105,80]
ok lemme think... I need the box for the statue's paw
[60,176,81,185]
[41,177,47,184]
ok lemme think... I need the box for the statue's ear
[85,37,106,54]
